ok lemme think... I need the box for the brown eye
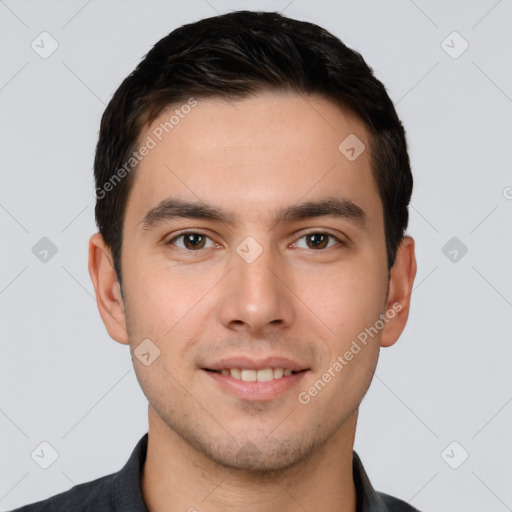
[183,233,206,250]
[293,232,341,250]
[167,232,214,250]
[306,233,329,249]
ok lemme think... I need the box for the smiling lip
[204,368,308,401]
[203,356,308,372]
[202,356,310,401]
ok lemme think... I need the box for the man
[11,9,418,512]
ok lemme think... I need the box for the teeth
[273,368,284,379]
[241,369,257,382]
[256,368,273,382]
[230,368,241,380]
[219,368,297,380]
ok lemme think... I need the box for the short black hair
[94,10,412,291]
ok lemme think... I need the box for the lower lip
[203,370,308,401]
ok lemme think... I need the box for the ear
[88,232,129,345]
[380,236,417,348]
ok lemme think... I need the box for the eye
[166,231,217,251]
[165,231,345,252]
[292,232,343,250]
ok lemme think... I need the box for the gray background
[1,0,511,511]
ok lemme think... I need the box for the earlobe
[88,232,130,345]
[380,236,417,348]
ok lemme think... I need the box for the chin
[183,426,322,476]
[207,441,312,475]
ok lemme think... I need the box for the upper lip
[203,356,309,372]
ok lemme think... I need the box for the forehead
[125,91,382,229]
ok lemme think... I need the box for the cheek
[306,259,388,337]
[123,254,222,342]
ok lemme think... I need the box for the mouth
[204,367,306,382]
[201,357,310,401]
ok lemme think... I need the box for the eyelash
[165,230,345,251]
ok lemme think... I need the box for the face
[90,91,415,473]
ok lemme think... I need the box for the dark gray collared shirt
[9,433,420,511]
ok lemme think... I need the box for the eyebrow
[140,196,367,231]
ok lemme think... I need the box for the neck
[141,407,358,512]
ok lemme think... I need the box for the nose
[218,239,295,337]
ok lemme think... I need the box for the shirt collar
[353,451,392,511]
[109,433,149,511]
[112,433,392,512]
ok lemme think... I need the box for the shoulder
[7,472,117,512]
[377,491,422,512]
[7,433,148,512]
